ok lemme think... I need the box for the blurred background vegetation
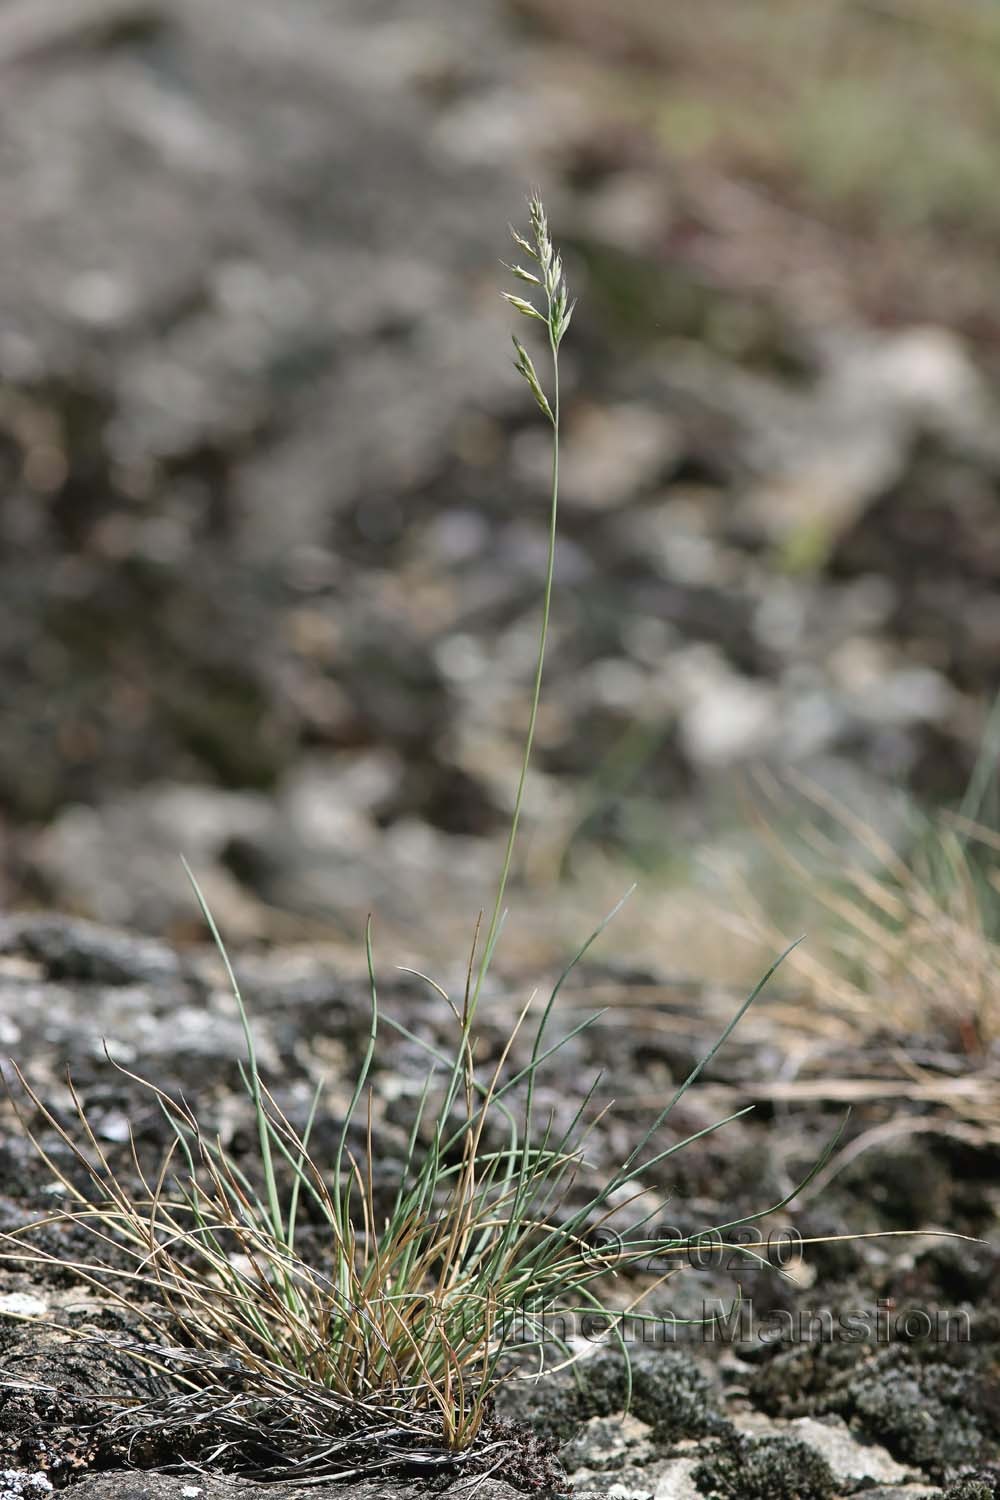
[1,0,998,1020]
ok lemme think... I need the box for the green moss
[580,1348,729,1444]
[693,1431,835,1500]
[496,1347,729,1448]
[836,1350,998,1478]
[942,1479,999,1500]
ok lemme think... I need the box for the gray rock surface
[1,915,996,1497]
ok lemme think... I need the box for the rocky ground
[0,915,998,1497]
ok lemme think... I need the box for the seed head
[511,335,554,425]
[502,195,573,420]
[501,291,546,324]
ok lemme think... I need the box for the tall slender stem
[472,199,573,1018]
[472,335,559,1017]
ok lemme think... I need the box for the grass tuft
[741,753,1000,1057]
[0,198,955,1484]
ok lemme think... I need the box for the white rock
[0,1471,53,1499]
[736,1410,914,1486]
[651,1458,703,1499]
[0,1292,47,1318]
[675,654,778,768]
[787,1415,912,1485]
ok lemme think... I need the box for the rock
[692,1429,836,1499]
[837,1352,999,1478]
[673,647,778,769]
[829,327,994,454]
[0,1474,53,1500]
[561,1411,657,1474]
[829,641,954,727]
[0,914,180,986]
[749,1341,1000,1485]
[25,785,275,937]
[0,0,161,70]
[649,1462,703,1500]
[738,325,998,560]
[737,1412,914,1487]
[45,1475,528,1500]
[0,913,996,1494]
[578,1348,728,1444]
[0,1293,47,1319]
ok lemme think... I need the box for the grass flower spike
[474,196,574,1010]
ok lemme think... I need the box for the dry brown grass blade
[736,767,1000,1050]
